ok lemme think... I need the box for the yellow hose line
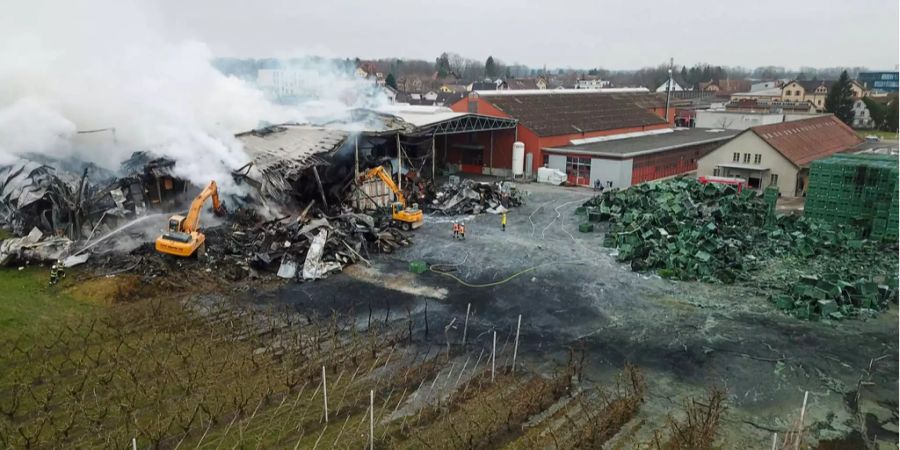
[428,257,594,288]
[429,265,541,288]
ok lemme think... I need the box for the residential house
[851,99,873,128]
[439,84,468,93]
[505,78,547,90]
[781,80,866,111]
[655,79,688,93]
[575,76,610,89]
[382,85,398,104]
[750,80,784,92]
[468,81,498,91]
[698,79,753,97]
[697,115,862,196]
[731,87,784,103]
[396,90,463,107]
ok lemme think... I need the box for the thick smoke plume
[0,0,387,192]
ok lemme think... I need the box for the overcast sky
[154,0,899,70]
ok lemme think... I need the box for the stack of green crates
[806,154,899,241]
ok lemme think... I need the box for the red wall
[444,129,517,172]
[451,96,673,174]
[630,141,722,184]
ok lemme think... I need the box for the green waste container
[409,260,427,274]
[579,223,594,233]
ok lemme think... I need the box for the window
[565,156,591,186]
[733,152,740,162]
[743,153,751,163]
[753,154,762,164]
[817,99,822,105]
[770,173,779,185]
[713,168,720,176]
[542,154,549,167]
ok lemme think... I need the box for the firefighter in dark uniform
[49,260,65,286]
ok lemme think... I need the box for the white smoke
[0,0,388,192]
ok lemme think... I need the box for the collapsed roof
[0,159,84,236]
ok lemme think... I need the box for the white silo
[512,141,525,177]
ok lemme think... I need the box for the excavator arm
[182,181,223,233]
[361,166,406,206]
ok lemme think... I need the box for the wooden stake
[369,390,375,450]
[795,391,808,450]
[322,366,328,423]
[461,303,471,346]
[491,331,497,382]
[512,314,522,374]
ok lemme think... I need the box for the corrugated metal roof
[545,128,739,158]
[474,88,649,97]
[481,91,668,137]
[378,106,468,127]
[748,115,862,166]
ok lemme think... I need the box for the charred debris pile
[583,178,898,321]
[0,123,523,281]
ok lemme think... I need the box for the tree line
[212,55,875,92]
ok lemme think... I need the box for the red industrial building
[450,90,675,176]
[542,128,738,187]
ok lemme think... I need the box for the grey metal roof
[543,128,739,158]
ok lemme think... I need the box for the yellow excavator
[155,181,225,258]
[360,166,423,230]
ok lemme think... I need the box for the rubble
[0,159,84,236]
[183,206,412,282]
[585,178,898,320]
[0,227,73,265]
[429,179,523,215]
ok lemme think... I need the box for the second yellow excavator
[155,181,226,258]
[360,166,423,230]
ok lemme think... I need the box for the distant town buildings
[858,71,899,93]
[256,69,307,97]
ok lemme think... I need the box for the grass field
[855,129,899,140]
[0,267,98,342]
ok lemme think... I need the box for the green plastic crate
[408,260,427,274]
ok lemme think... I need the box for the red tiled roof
[749,115,862,166]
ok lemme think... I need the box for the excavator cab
[167,215,185,233]
[155,181,223,258]
[360,167,424,231]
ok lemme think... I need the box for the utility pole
[664,57,674,125]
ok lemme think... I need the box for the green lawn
[0,266,97,342]
[855,129,899,140]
